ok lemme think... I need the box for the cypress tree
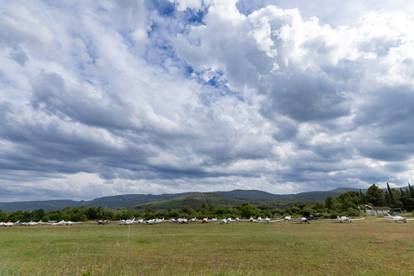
[408,183,414,198]
[384,191,390,206]
[359,189,365,204]
[386,182,396,207]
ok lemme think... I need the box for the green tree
[386,182,396,207]
[366,184,385,206]
[31,209,45,221]
[0,210,7,221]
[85,207,99,220]
[408,183,414,198]
[240,204,257,218]
[359,189,366,204]
[325,196,334,210]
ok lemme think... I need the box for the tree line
[1,184,413,222]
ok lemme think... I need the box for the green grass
[0,219,413,275]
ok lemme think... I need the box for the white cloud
[0,0,414,200]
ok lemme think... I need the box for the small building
[360,204,391,216]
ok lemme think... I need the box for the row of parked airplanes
[1,213,413,227]
[0,220,81,227]
[118,213,414,225]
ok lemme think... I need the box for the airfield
[0,218,413,275]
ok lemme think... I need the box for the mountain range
[0,188,359,212]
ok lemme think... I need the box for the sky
[1,0,414,201]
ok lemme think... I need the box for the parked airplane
[177,218,188,224]
[384,214,414,223]
[52,220,80,226]
[0,222,14,227]
[21,221,39,226]
[146,218,164,224]
[250,217,272,223]
[119,218,136,225]
[146,219,156,225]
[51,220,66,226]
[336,216,365,223]
[221,218,232,224]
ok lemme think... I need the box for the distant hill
[0,187,359,212]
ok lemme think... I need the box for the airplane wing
[405,218,414,221]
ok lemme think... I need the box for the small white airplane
[0,222,15,227]
[51,220,80,226]
[119,218,135,225]
[147,218,164,224]
[220,218,232,224]
[66,221,81,225]
[177,218,188,224]
[384,214,414,223]
[284,216,292,222]
[251,217,272,223]
[22,221,39,226]
[336,216,365,223]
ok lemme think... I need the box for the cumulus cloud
[0,0,413,200]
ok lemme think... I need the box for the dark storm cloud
[354,86,414,161]
[263,71,350,122]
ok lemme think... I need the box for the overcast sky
[1,0,414,201]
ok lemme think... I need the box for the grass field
[0,219,413,275]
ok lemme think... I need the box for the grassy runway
[0,219,413,275]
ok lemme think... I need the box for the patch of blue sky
[193,70,245,104]
[184,8,207,25]
[144,18,186,70]
[142,1,241,101]
[142,7,204,74]
[148,0,176,17]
